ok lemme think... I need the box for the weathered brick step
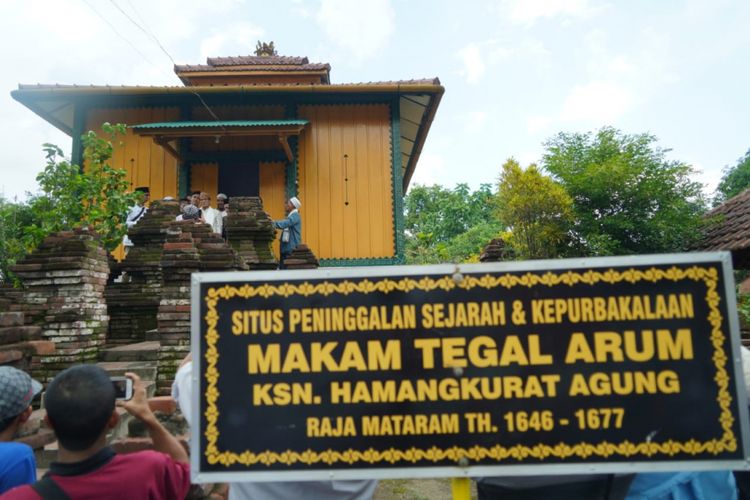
[96,361,158,384]
[100,341,160,362]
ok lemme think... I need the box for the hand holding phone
[111,376,133,400]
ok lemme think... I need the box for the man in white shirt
[217,193,228,218]
[199,192,223,235]
[123,187,149,252]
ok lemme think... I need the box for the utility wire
[82,0,225,125]
[107,0,224,125]
[123,0,158,43]
[109,0,175,66]
[81,0,159,70]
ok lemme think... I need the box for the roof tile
[207,55,309,66]
[696,188,750,252]
[174,62,331,73]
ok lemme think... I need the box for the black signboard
[191,253,749,481]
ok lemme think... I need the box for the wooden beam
[153,137,182,162]
[134,124,306,139]
[278,134,294,162]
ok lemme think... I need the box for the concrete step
[100,341,160,362]
[96,361,158,383]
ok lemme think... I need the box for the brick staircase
[97,340,161,386]
[0,311,54,374]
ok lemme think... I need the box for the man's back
[2,447,190,499]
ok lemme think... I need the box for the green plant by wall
[0,123,138,284]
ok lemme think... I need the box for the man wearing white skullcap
[274,197,302,267]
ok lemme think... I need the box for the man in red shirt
[2,365,190,499]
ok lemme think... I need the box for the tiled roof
[207,55,309,66]
[174,62,331,73]
[174,55,331,73]
[697,188,750,251]
[338,78,441,86]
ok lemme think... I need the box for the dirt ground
[373,478,478,500]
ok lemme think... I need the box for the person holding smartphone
[2,365,190,499]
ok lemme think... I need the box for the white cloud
[517,151,542,167]
[29,0,101,42]
[199,22,265,60]
[524,80,634,134]
[488,38,550,64]
[457,43,485,84]
[409,152,447,188]
[607,56,634,75]
[315,0,394,62]
[460,111,488,134]
[502,0,600,26]
[560,81,633,123]
[526,115,554,134]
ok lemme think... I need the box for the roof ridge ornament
[254,41,277,57]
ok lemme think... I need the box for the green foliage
[715,149,750,205]
[28,123,137,252]
[0,123,136,283]
[496,159,573,259]
[404,183,500,264]
[542,127,706,256]
[0,198,38,284]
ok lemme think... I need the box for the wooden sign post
[190,253,749,486]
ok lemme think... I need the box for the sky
[0,0,748,201]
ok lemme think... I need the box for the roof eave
[14,82,443,95]
[402,87,444,191]
[11,90,73,136]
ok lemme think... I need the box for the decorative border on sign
[202,265,736,467]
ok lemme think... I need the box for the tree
[28,123,137,252]
[0,197,37,284]
[496,159,573,259]
[715,149,750,205]
[0,123,137,283]
[404,183,500,264]
[542,127,706,256]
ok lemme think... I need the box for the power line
[123,0,157,42]
[81,0,160,70]
[107,0,224,125]
[81,0,225,125]
[108,0,176,66]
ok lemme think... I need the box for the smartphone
[111,376,133,400]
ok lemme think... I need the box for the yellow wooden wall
[298,104,394,260]
[85,107,179,200]
[190,163,219,201]
[86,107,179,261]
[259,161,287,259]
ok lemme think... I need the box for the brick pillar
[106,200,181,345]
[155,221,243,394]
[224,196,277,269]
[10,227,109,383]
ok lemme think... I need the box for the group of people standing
[124,187,303,268]
[176,191,226,237]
